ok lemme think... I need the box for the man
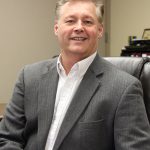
[0,0,150,149]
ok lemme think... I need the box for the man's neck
[60,51,96,75]
[60,55,79,75]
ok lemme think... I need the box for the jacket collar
[37,58,59,150]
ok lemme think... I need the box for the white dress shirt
[45,52,96,150]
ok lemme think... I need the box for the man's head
[54,0,104,60]
[55,0,104,24]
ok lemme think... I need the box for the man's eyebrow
[64,15,76,18]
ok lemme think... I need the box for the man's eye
[84,20,93,25]
[66,20,74,24]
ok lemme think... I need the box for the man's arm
[0,69,25,150]
[114,79,150,150]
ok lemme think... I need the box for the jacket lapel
[37,60,59,150]
[53,55,104,150]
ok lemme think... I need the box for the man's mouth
[70,37,87,41]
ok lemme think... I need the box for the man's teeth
[71,37,86,41]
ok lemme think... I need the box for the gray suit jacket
[0,54,150,150]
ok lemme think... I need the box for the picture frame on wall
[142,28,150,40]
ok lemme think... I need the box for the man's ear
[54,20,58,36]
[98,24,104,39]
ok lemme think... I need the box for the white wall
[110,0,150,56]
[0,0,59,103]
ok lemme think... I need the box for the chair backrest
[104,57,150,123]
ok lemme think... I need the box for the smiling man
[0,0,150,150]
[54,0,103,74]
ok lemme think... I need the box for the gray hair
[55,0,104,24]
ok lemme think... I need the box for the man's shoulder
[96,56,140,85]
[25,58,56,70]
[104,58,141,88]
[21,58,57,80]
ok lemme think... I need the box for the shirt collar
[57,52,97,78]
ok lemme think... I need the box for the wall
[0,0,59,103]
[110,0,150,56]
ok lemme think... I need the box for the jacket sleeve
[114,79,150,150]
[0,68,25,150]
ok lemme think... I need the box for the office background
[0,0,150,103]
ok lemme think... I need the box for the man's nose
[74,21,84,32]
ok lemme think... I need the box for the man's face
[54,1,103,59]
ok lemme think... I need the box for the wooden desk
[121,45,150,57]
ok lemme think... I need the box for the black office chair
[104,57,150,123]
[0,116,3,121]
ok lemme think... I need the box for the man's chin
[69,48,87,55]
[69,45,87,52]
